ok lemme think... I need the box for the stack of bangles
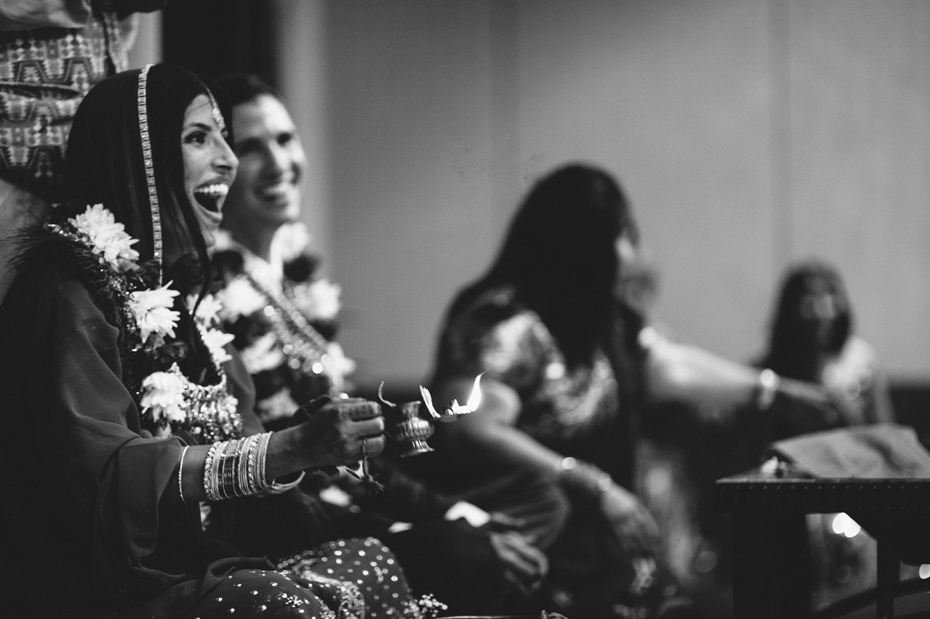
[180,431,305,503]
[557,456,613,498]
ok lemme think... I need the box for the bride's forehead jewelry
[137,63,162,285]
[208,91,226,135]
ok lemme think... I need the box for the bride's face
[181,94,238,248]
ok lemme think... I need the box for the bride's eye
[183,130,207,146]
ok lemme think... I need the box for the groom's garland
[212,223,355,428]
[17,204,241,443]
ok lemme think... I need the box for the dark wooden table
[714,469,930,619]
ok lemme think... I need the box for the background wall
[228,0,930,387]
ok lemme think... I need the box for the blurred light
[920,565,930,579]
[831,513,861,538]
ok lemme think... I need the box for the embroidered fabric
[437,287,620,445]
[0,12,129,199]
[277,538,412,619]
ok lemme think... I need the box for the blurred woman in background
[760,259,893,425]
[419,162,849,618]
[757,259,895,608]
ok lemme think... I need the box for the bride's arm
[178,397,384,503]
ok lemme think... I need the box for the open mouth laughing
[194,182,230,213]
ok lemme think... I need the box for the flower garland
[213,223,355,428]
[50,204,241,443]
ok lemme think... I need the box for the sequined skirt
[184,538,420,619]
[277,537,418,619]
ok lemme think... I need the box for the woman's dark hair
[763,260,853,381]
[62,64,213,291]
[452,163,634,367]
[207,72,280,144]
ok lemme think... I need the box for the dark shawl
[0,259,269,618]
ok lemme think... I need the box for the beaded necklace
[243,269,337,389]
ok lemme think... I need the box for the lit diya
[377,373,484,457]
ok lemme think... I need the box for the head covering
[63,63,215,280]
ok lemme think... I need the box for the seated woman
[420,163,850,619]
[760,259,893,425]
[0,63,412,618]
[757,259,896,608]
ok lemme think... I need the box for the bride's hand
[292,397,385,469]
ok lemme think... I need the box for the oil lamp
[378,373,484,457]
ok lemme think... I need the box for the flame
[446,372,485,415]
[420,372,486,420]
[465,372,484,410]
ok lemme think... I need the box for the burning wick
[420,372,484,422]
[376,373,485,458]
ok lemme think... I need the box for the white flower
[130,283,180,343]
[200,327,234,366]
[140,369,187,423]
[187,293,223,327]
[240,332,285,374]
[69,204,139,271]
[256,387,300,422]
[323,341,356,391]
[211,228,234,252]
[216,277,267,321]
[294,279,341,321]
[273,221,311,263]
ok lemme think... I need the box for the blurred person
[615,241,660,318]
[757,259,895,608]
[421,163,850,619]
[760,259,893,425]
[207,72,557,615]
[0,1,163,305]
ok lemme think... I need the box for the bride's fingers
[356,434,385,458]
[343,401,382,420]
[351,417,385,438]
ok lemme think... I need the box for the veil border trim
[136,63,162,284]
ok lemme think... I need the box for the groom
[208,71,564,615]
